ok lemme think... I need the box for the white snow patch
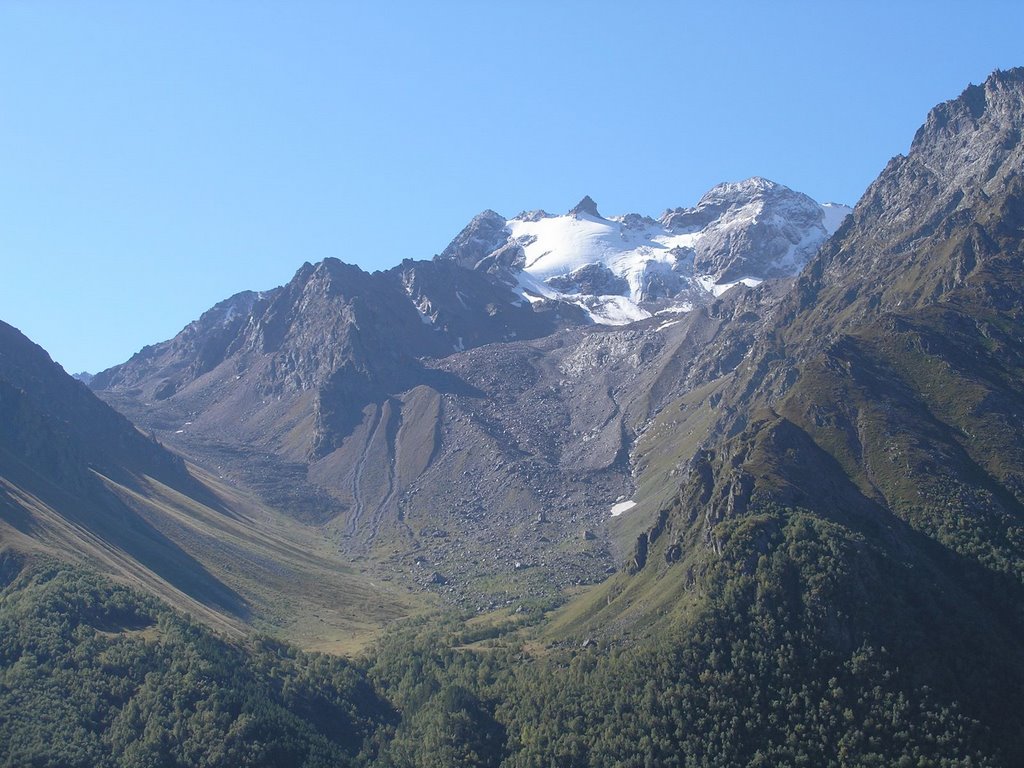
[655,303,694,315]
[484,188,840,328]
[575,295,651,325]
[820,202,852,235]
[507,211,700,311]
[514,270,559,304]
[413,297,435,325]
[610,500,637,517]
[697,275,763,297]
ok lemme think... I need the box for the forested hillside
[3,544,1016,767]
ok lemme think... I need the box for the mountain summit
[437,179,850,324]
[568,195,602,218]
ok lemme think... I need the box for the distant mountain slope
[0,320,417,644]
[91,284,793,608]
[92,258,585,462]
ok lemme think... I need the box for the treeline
[2,506,1022,767]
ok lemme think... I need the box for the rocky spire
[568,195,601,218]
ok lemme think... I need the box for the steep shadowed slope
[0,320,417,643]
[557,68,1024,764]
[0,320,245,616]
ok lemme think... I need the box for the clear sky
[2,1,1023,374]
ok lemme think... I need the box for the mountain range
[82,176,849,608]
[2,67,1024,766]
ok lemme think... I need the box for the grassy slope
[0,456,429,651]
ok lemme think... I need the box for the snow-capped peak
[700,175,779,201]
[437,178,851,326]
[820,202,853,235]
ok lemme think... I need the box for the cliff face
[628,66,1024,584]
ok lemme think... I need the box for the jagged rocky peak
[661,177,823,232]
[620,212,660,230]
[908,67,1024,192]
[306,257,378,295]
[701,175,779,202]
[512,209,551,223]
[436,209,510,269]
[658,177,847,283]
[568,195,602,218]
[798,67,1024,321]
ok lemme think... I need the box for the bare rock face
[568,195,602,218]
[436,209,511,269]
[546,263,630,296]
[90,289,275,397]
[781,67,1024,344]
[92,256,588,463]
[661,177,833,282]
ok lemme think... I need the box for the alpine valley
[2,69,1024,767]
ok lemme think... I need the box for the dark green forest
[4,501,1022,768]
[0,555,392,768]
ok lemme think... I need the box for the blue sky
[2,1,1023,374]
